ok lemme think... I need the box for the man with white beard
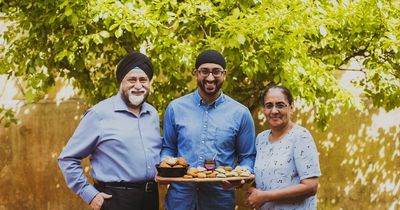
[58,52,162,210]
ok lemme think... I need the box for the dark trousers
[94,182,159,210]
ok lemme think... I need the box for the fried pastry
[204,170,213,175]
[187,171,198,178]
[197,172,207,178]
[177,157,188,167]
[216,173,226,178]
[215,168,225,174]
[188,167,198,174]
[240,171,251,177]
[165,157,178,166]
[196,166,206,172]
[206,172,217,178]
[160,161,172,168]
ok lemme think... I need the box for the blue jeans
[165,182,235,210]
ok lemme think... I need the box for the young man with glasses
[161,49,256,210]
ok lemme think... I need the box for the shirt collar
[113,92,151,115]
[193,89,226,108]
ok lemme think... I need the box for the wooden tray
[155,174,255,183]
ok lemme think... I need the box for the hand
[246,187,265,210]
[89,192,112,210]
[220,179,245,189]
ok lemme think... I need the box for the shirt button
[200,157,203,159]
[202,141,205,143]
[203,125,207,128]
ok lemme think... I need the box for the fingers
[89,194,103,210]
[90,192,113,210]
[220,180,231,189]
[245,199,256,209]
[221,180,230,185]
[246,200,258,210]
[99,192,112,199]
[235,179,246,189]
[247,187,255,194]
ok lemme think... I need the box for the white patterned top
[254,124,321,210]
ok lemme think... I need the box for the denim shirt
[161,90,256,210]
[58,93,162,204]
[161,90,256,170]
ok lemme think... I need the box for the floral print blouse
[254,124,321,210]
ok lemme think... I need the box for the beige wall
[1,14,399,210]
[1,96,399,210]
[0,99,89,210]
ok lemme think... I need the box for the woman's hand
[246,187,267,210]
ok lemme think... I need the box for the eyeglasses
[263,102,289,110]
[197,68,226,77]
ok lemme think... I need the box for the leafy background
[1,0,399,128]
[0,0,399,209]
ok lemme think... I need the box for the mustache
[203,80,217,85]
[130,88,146,94]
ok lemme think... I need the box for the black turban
[195,49,226,69]
[116,52,153,83]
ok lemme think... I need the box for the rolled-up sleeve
[58,109,101,204]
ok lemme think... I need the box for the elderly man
[58,52,162,210]
[161,49,256,210]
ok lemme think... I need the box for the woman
[246,84,321,210]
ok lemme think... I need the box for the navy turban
[116,52,153,83]
[195,50,226,69]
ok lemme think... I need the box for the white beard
[128,88,147,106]
[129,94,145,106]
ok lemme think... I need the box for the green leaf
[64,7,73,16]
[100,31,110,38]
[115,28,123,38]
[93,34,103,44]
[109,23,120,31]
[237,33,246,45]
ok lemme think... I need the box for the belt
[95,181,157,192]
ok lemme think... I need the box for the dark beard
[198,80,222,96]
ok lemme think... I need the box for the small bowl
[156,164,189,177]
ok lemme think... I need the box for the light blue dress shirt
[58,93,162,204]
[161,90,256,210]
[254,125,321,210]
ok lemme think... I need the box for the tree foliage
[1,0,399,128]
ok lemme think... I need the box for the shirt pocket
[215,127,236,150]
